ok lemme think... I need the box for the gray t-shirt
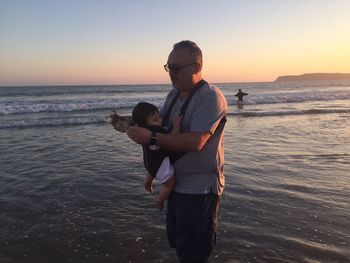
[160,82,228,195]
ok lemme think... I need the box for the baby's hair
[132,102,159,127]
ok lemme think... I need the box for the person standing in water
[235,89,248,102]
[234,89,248,107]
[127,40,227,263]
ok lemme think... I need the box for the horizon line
[0,80,277,88]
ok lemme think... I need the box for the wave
[1,84,350,116]
[1,108,349,129]
[0,116,108,129]
[1,90,350,116]
[0,85,171,98]
[228,108,350,117]
[0,97,164,115]
[227,89,350,105]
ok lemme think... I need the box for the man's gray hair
[173,40,203,65]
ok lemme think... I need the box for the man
[234,89,248,102]
[127,40,227,263]
[234,89,248,108]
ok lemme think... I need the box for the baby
[131,102,182,210]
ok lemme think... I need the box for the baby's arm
[144,172,154,193]
[171,114,182,134]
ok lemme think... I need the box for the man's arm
[158,130,211,151]
[127,126,211,152]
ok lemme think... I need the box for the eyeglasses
[163,63,198,74]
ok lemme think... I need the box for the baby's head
[132,102,162,127]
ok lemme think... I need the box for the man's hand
[127,126,152,144]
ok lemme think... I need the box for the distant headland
[274,73,350,82]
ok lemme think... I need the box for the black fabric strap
[162,79,207,127]
[162,93,180,128]
[179,79,207,118]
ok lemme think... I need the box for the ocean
[1,81,349,262]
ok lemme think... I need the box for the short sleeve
[190,90,227,134]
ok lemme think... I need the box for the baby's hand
[144,173,153,193]
[171,113,183,133]
[144,181,153,193]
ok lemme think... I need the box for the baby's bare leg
[156,175,175,211]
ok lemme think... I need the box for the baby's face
[146,111,163,127]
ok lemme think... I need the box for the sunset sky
[1,0,349,86]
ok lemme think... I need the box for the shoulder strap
[179,79,207,117]
[162,79,207,127]
[162,93,180,127]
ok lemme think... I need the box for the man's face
[166,48,196,91]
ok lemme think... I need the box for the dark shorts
[166,191,221,263]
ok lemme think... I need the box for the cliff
[275,73,350,82]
